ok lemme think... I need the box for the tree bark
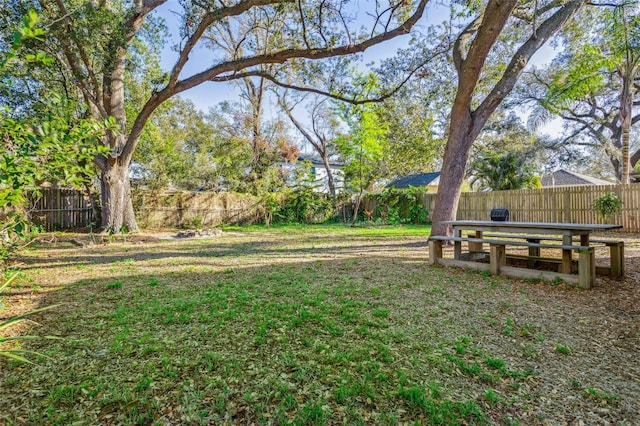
[100,159,138,232]
[321,155,336,196]
[432,111,476,236]
[245,77,267,172]
[619,64,636,184]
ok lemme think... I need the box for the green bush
[592,193,622,218]
[1,12,111,267]
[273,189,335,225]
[186,215,203,230]
[370,186,429,225]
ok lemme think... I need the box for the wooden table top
[437,221,622,233]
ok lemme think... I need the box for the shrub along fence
[134,189,342,228]
[362,187,431,224]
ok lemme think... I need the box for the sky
[149,0,561,137]
[152,1,452,110]
[152,1,240,109]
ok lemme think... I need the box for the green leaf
[0,304,61,331]
[0,351,32,364]
[0,272,19,294]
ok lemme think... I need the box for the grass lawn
[1,224,638,425]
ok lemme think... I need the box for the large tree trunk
[100,159,138,233]
[431,109,476,236]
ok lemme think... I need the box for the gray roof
[385,172,441,188]
[296,155,344,167]
[540,169,613,187]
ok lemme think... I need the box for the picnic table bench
[428,221,624,289]
[464,233,625,276]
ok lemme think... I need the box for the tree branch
[472,0,586,136]
[310,100,328,142]
[167,0,294,88]
[38,0,108,118]
[298,0,310,49]
[176,0,428,94]
[279,96,324,154]
[452,14,483,75]
[123,0,429,162]
[211,65,415,104]
[512,0,566,21]
[122,0,429,163]
[50,0,102,99]
[454,0,520,110]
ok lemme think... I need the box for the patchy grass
[1,224,638,425]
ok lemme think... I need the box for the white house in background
[280,155,345,193]
[540,169,615,187]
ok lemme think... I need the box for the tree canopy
[523,4,640,182]
[1,11,109,264]
[3,0,429,232]
[2,0,637,235]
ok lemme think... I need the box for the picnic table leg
[489,243,506,275]
[561,236,573,273]
[468,231,483,252]
[609,242,624,277]
[526,238,541,268]
[429,240,443,265]
[578,248,595,289]
[453,229,462,260]
[580,234,589,246]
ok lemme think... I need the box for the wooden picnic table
[443,220,621,255]
[430,221,623,289]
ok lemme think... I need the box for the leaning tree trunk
[429,0,584,237]
[100,158,138,233]
[321,155,336,197]
[431,110,476,237]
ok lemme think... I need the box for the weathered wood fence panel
[133,191,261,228]
[421,184,640,232]
[29,188,95,231]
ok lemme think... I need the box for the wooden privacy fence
[420,184,640,232]
[29,188,95,230]
[133,191,261,229]
[25,184,640,232]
